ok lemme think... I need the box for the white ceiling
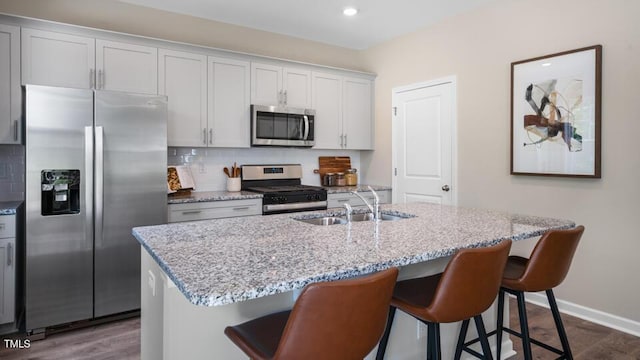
[118,0,499,50]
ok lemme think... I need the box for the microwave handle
[302,115,310,140]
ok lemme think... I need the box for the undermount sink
[348,213,406,222]
[295,216,348,226]
[294,211,414,225]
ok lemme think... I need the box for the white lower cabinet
[327,190,390,209]
[0,215,16,325]
[168,199,262,223]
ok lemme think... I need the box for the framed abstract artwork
[511,45,602,178]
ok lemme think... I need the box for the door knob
[442,185,450,192]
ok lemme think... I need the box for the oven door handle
[302,115,309,140]
[263,201,327,213]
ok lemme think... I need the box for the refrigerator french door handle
[95,126,104,247]
[85,126,95,249]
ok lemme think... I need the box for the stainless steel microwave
[251,105,315,147]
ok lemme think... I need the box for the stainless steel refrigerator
[24,85,167,332]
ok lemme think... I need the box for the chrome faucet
[351,186,380,222]
[343,202,353,224]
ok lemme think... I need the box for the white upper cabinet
[22,28,95,89]
[251,62,311,108]
[0,24,21,144]
[158,49,207,147]
[312,72,343,149]
[96,39,157,94]
[208,56,251,147]
[22,29,158,94]
[283,67,312,108]
[312,72,374,150]
[343,77,373,150]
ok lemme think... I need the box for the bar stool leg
[426,322,441,360]
[376,306,397,360]
[454,319,470,359]
[474,315,494,360]
[495,288,505,360]
[546,289,573,360]
[516,292,533,360]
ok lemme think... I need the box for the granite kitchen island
[133,202,574,360]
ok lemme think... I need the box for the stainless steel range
[241,164,327,214]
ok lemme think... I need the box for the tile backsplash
[0,144,25,202]
[168,147,362,191]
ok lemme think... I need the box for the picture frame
[510,45,602,178]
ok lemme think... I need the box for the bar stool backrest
[426,240,512,323]
[273,267,399,360]
[517,225,584,292]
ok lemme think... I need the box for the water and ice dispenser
[41,170,80,215]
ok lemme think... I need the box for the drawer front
[0,215,16,238]
[168,199,261,223]
[327,190,390,209]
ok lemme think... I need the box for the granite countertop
[0,201,22,215]
[168,191,262,204]
[133,202,574,307]
[323,184,391,194]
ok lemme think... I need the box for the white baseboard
[524,292,640,338]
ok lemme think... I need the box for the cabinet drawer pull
[7,242,12,266]
[337,199,349,203]
[232,207,250,211]
[182,210,202,215]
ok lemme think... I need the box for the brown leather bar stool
[376,239,512,360]
[224,267,398,360]
[495,225,584,360]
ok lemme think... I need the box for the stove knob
[306,194,312,201]
[315,194,321,200]
[280,196,287,203]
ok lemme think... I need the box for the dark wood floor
[1,299,639,359]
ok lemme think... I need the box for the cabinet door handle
[337,199,349,203]
[13,120,19,141]
[284,90,287,106]
[182,210,202,215]
[209,129,213,144]
[203,128,207,145]
[232,207,250,211]
[90,69,95,88]
[99,69,105,89]
[7,242,12,267]
[344,134,347,148]
[340,134,344,147]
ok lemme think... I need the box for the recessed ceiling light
[542,62,552,67]
[343,7,358,16]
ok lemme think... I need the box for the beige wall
[0,0,364,71]
[2,0,638,324]
[362,0,640,322]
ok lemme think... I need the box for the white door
[283,68,311,108]
[251,62,282,106]
[96,39,158,94]
[158,49,208,147]
[21,28,95,89]
[208,56,250,148]
[0,24,20,144]
[392,78,455,205]
[312,71,342,149]
[343,77,373,150]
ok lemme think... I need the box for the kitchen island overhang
[133,202,575,360]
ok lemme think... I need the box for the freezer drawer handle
[232,207,250,211]
[182,210,202,215]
